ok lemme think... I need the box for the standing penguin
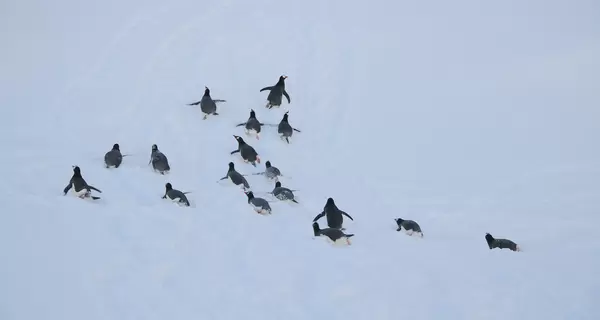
[230,135,261,167]
[485,233,520,252]
[395,218,424,237]
[245,191,272,214]
[149,144,170,174]
[271,181,298,203]
[252,160,282,181]
[188,86,226,120]
[260,75,290,109]
[312,198,354,230]
[104,143,123,168]
[162,182,190,206]
[63,166,102,200]
[278,111,301,144]
[218,162,250,190]
[313,222,354,245]
[235,109,264,139]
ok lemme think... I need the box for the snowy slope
[2,0,600,319]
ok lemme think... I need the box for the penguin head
[151,144,158,152]
[72,166,82,176]
[325,197,335,207]
[165,183,173,191]
[245,191,254,200]
[312,222,321,236]
[112,143,120,151]
[485,233,495,248]
[265,161,271,168]
[275,181,282,188]
[233,135,246,145]
[395,218,404,226]
[282,112,289,122]
[228,162,235,170]
[204,86,210,96]
[277,75,287,85]
[249,109,256,118]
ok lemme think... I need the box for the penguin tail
[285,137,289,144]
[346,234,355,238]
[292,199,299,204]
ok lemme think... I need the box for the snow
[1,0,600,319]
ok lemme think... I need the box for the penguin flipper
[293,128,302,133]
[230,149,240,155]
[236,122,247,127]
[341,210,353,221]
[313,212,325,222]
[260,86,274,92]
[213,99,226,103]
[283,90,291,103]
[63,183,72,194]
[88,185,102,193]
[188,101,201,106]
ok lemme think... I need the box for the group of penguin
[61,75,521,251]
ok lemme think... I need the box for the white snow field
[2,0,600,319]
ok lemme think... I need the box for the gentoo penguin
[104,143,123,168]
[485,233,520,252]
[395,218,424,237]
[278,111,301,143]
[230,135,261,167]
[312,198,354,230]
[218,162,250,190]
[63,166,102,200]
[313,222,354,245]
[252,161,282,180]
[149,144,170,174]
[162,183,190,206]
[188,86,226,120]
[272,181,298,203]
[260,75,290,109]
[245,191,271,214]
[235,109,264,140]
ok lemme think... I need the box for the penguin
[260,75,290,109]
[312,198,354,230]
[252,161,282,181]
[149,144,170,174]
[485,233,520,252]
[188,86,226,120]
[271,181,298,203]
[395,218,424,237]
[235,109,264,140]
[313,222,354,245]
[218,162,250,190]
[245,191,271,214]
[278,111,301,143]
[230,135,261,166]
[104,143,123,168]
[162,183,190,206]
[63,166,102,200]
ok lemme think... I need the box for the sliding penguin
[63,166,102,200]
[278,111,301,143]
[230,135,260,166]
[485,233,520,252]
[219,162,250,190]
[162,183,190,206]
[260,75,290,109]
[246,191,271,214]
[235,109,264,139]
[149,144,170,174]
[253,161,282,180]
[395,218,423,237]
[313,222,354,245]
[272,181,298,203]
[188,86,226,120]
[312,198,354,230]
[104,143,123,168]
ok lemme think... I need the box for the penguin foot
[202,115,207,120]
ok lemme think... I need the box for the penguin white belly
[72,185,90,198]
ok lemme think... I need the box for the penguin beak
[283,76,288,79]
